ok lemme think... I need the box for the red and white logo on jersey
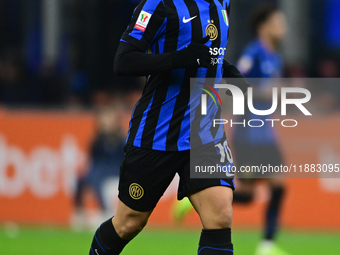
[134,10,152,32]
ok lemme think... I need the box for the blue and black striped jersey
[121,0,231,151]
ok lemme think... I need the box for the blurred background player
[232,3,288,255]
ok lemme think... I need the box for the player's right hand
[172,36,211,69]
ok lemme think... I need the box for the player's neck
[258,35,277,53]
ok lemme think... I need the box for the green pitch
[1,226,339,255]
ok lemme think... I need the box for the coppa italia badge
[134,10,152,32]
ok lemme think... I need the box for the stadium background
[0,0,340,254]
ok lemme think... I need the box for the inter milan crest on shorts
[129,183,144,200]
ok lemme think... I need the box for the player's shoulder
[136,0,166,19]
[243,40,263,57]
[141,0,165,10]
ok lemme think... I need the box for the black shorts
[118,144,234,212]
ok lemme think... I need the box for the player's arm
[114,37,210,76]
[223,59,250,95]
[114,42,172,76]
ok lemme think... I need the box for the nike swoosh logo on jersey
[183,16,197,23]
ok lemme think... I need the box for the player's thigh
[178,139,234,229]
[177,138,235,200]
[118,145,179,212]
[188,186,233,229]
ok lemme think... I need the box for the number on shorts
[215,140,234,164]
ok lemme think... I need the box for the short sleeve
[237,46,257,76]
[121,0,167,52]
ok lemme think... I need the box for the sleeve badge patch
[134,10,152,32]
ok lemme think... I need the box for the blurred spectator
[0,0,339,107]
[0,49,66,106]
[70,0,144,103]
[72,106,126,229]
[0,49,32,105]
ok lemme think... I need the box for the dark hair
[249,2,279,35]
